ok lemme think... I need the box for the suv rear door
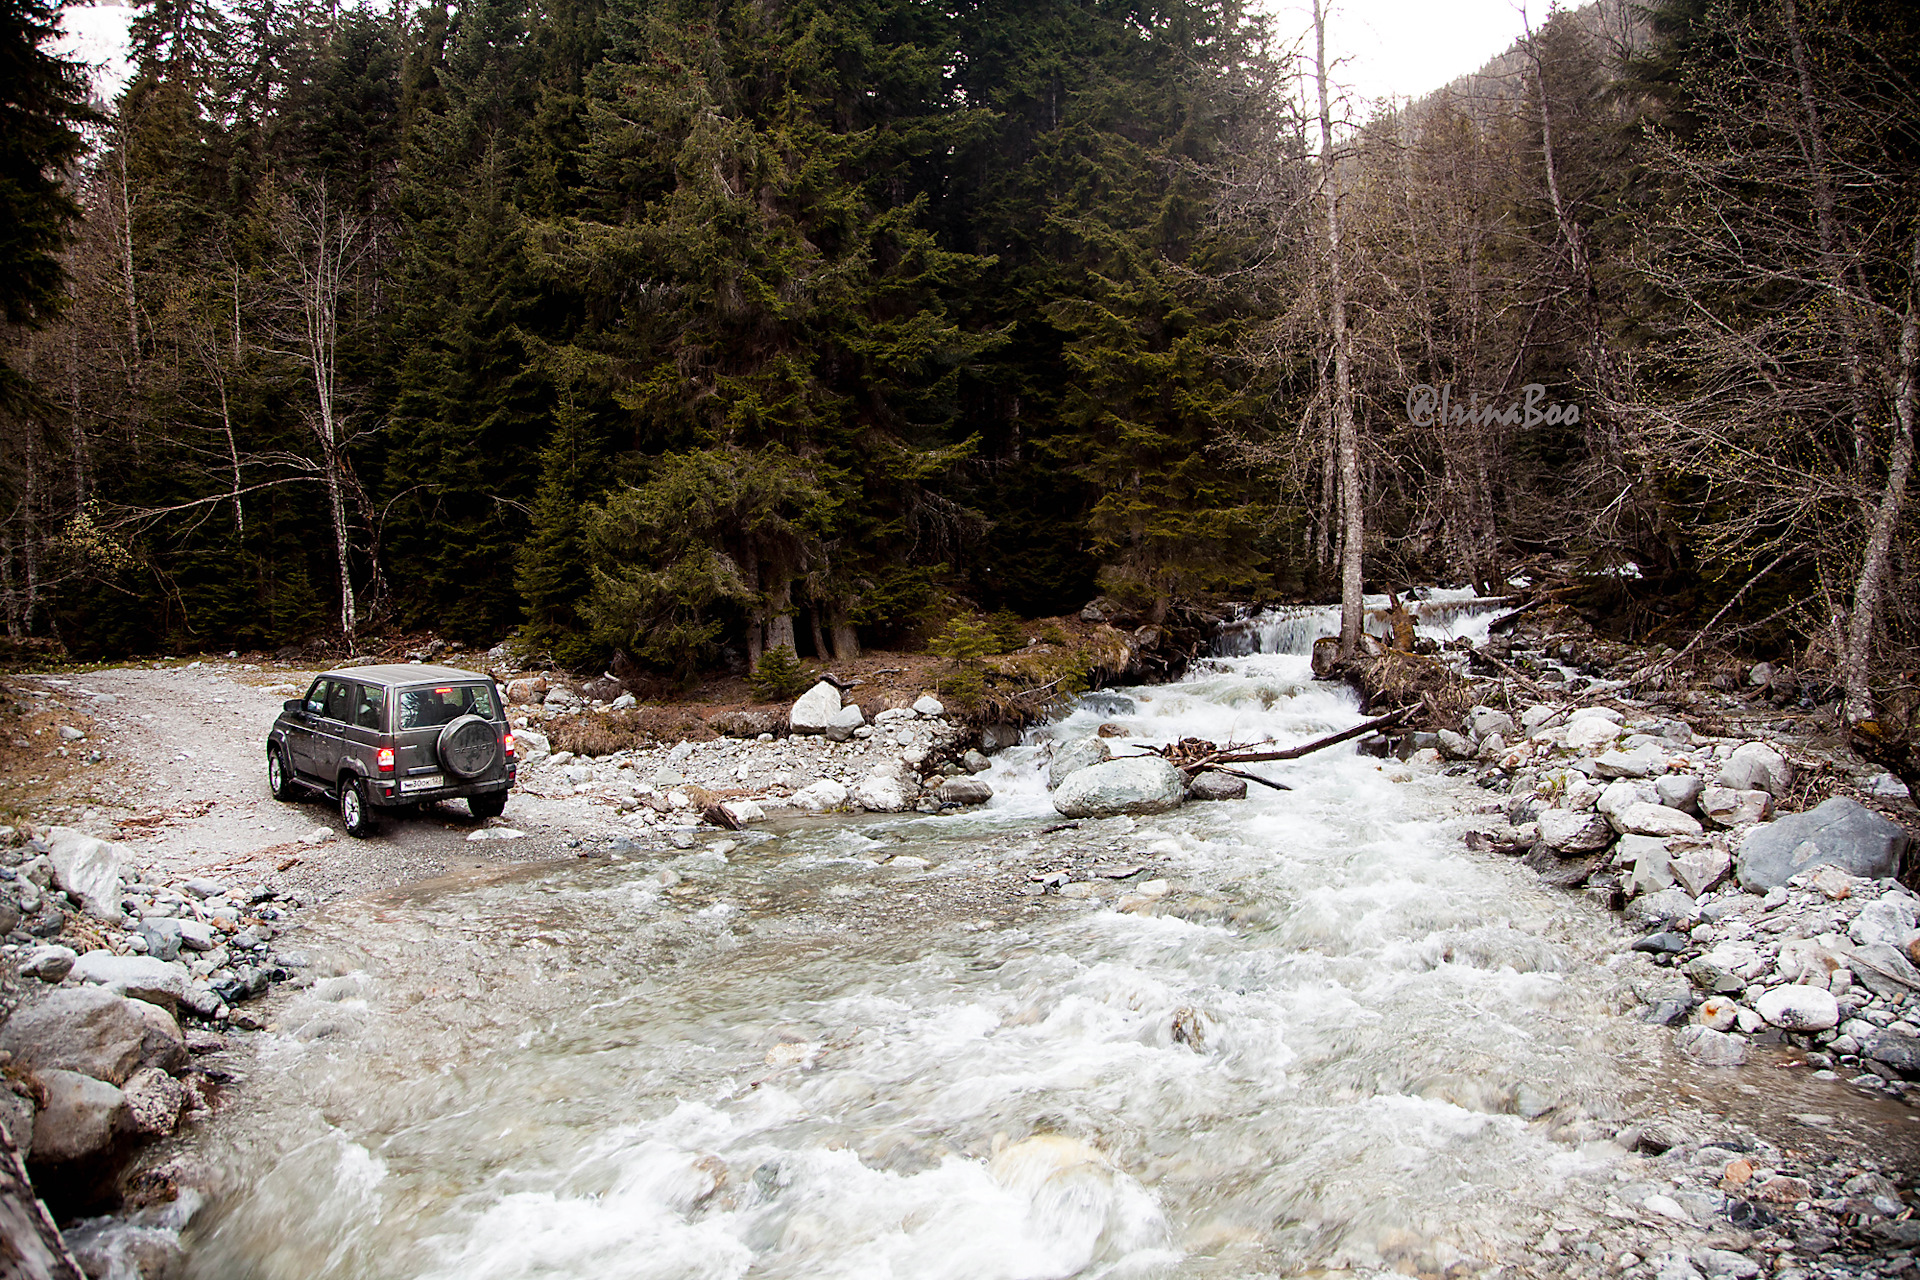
[392,681,501,786]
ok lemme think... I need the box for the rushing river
[170,601,1658,1279]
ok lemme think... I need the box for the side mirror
[283,699,305,715]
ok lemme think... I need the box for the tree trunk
[1841,228,1920,723]
[831,617,861,662]
[765,576,796,655]
[1314,0,1365,660]
[808,609,829,662]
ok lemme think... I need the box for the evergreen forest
[4,0,1919,724]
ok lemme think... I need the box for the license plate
[401,775,444,793]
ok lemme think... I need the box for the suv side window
[304,678,329,716]
[324,680,354,724]
[354,685,384,730]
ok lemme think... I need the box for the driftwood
[0,1123,83,1280]
[1133,706,1420,787]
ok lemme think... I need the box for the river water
[172,602,1660,1279]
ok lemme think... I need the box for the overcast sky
[54,0,1535,121]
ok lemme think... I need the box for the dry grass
[1345,650,1477,728]
[547,707,717,757]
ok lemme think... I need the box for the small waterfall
[1215,588,1510,658]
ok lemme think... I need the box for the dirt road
[1,660,602,903]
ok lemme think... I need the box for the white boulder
[1755,984,1840,1032]
[789,682,843,734]
[1052,758,1187,818]
[47,827,137,921]
[1715,742,1793,797]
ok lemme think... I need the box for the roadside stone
[29,1069,125,1164]
[119,1067,187,1138]
[1536,808,1612,853]
[175,919,218,952]
[1519,704,1560,734]
[1436,730,1474,760]
[1846,942,1920,997]
[1052,757,1187,818]
[1656,774,1705,813]
[912,695,945,717]
[789,682,843,734]
[1188,772,1248,801]
[1849,896,1918,948]
[1625,839,1675,896]
[1716,742,1793,797]
[46,826,136,921]
[1620,803,1704,838]
[1671,846,1732,898]
[505,677,546,705]
[1471,709,1516,741]
[824,704,866,743]
[1700,787,1771,828]
[1565,716,1621,753]
[70,952,195,1013]
[1755,984,1840,1031]
[1598,780,1657,830]
[1594,742,1666,779]
[1048,737,1112,788]
[1675,1025,1750,1066]
[17,943,76,982]
[1630,888,1700,927]
[1736,797,1909,891]
[935,778,992,805]
[512,726,551,762]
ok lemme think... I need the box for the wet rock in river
[1674,1025,1750,1066]
[1187,772,1247,801]
[1048,737,1111,788]
[853,764,917,813]
[1735,797,1909,891]
[935,778,992,805]
[119,1067,186,1138]
[1861,1029,1920,1078]
[1051,757,1187,818]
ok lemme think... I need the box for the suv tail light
[502,732,515,757]
[376,747,395,772]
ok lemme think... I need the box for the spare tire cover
[437,714,499,779]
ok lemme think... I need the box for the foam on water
[179,597,1644,1279]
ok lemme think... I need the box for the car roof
[318,663,494,687]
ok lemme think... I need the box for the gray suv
[267,664,516,836]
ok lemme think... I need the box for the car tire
[437,714,500,779]
[340,776,375,838]
[268,745,298,800]
[469,792,507,820]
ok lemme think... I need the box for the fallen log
[1197,765,1292,792]
[1193,705,1420,764]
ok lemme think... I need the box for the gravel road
[4,661,595,904]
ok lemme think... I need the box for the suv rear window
[397,683,497,730]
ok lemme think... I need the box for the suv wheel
[268,746,298,800]
[340,776,375,838]
[469,792,507,820]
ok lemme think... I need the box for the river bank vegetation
[2,0,1918,728]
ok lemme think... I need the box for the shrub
[747,644,813,701]
[988,610,1027,654]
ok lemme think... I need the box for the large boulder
[1048,737,1112,788]
[935,778,993,805]
[69,953,195,1014]
[1716,742,1794,797]
[852,764,916,813]
[788,682,843,735]
[512,726,551,763]
[1735,797,1909,891]
[0,989,183,1085]
[789,779,849,813]
[29,1070,126,1165]
[1052,758,1186,818]
[46,827,137,921]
